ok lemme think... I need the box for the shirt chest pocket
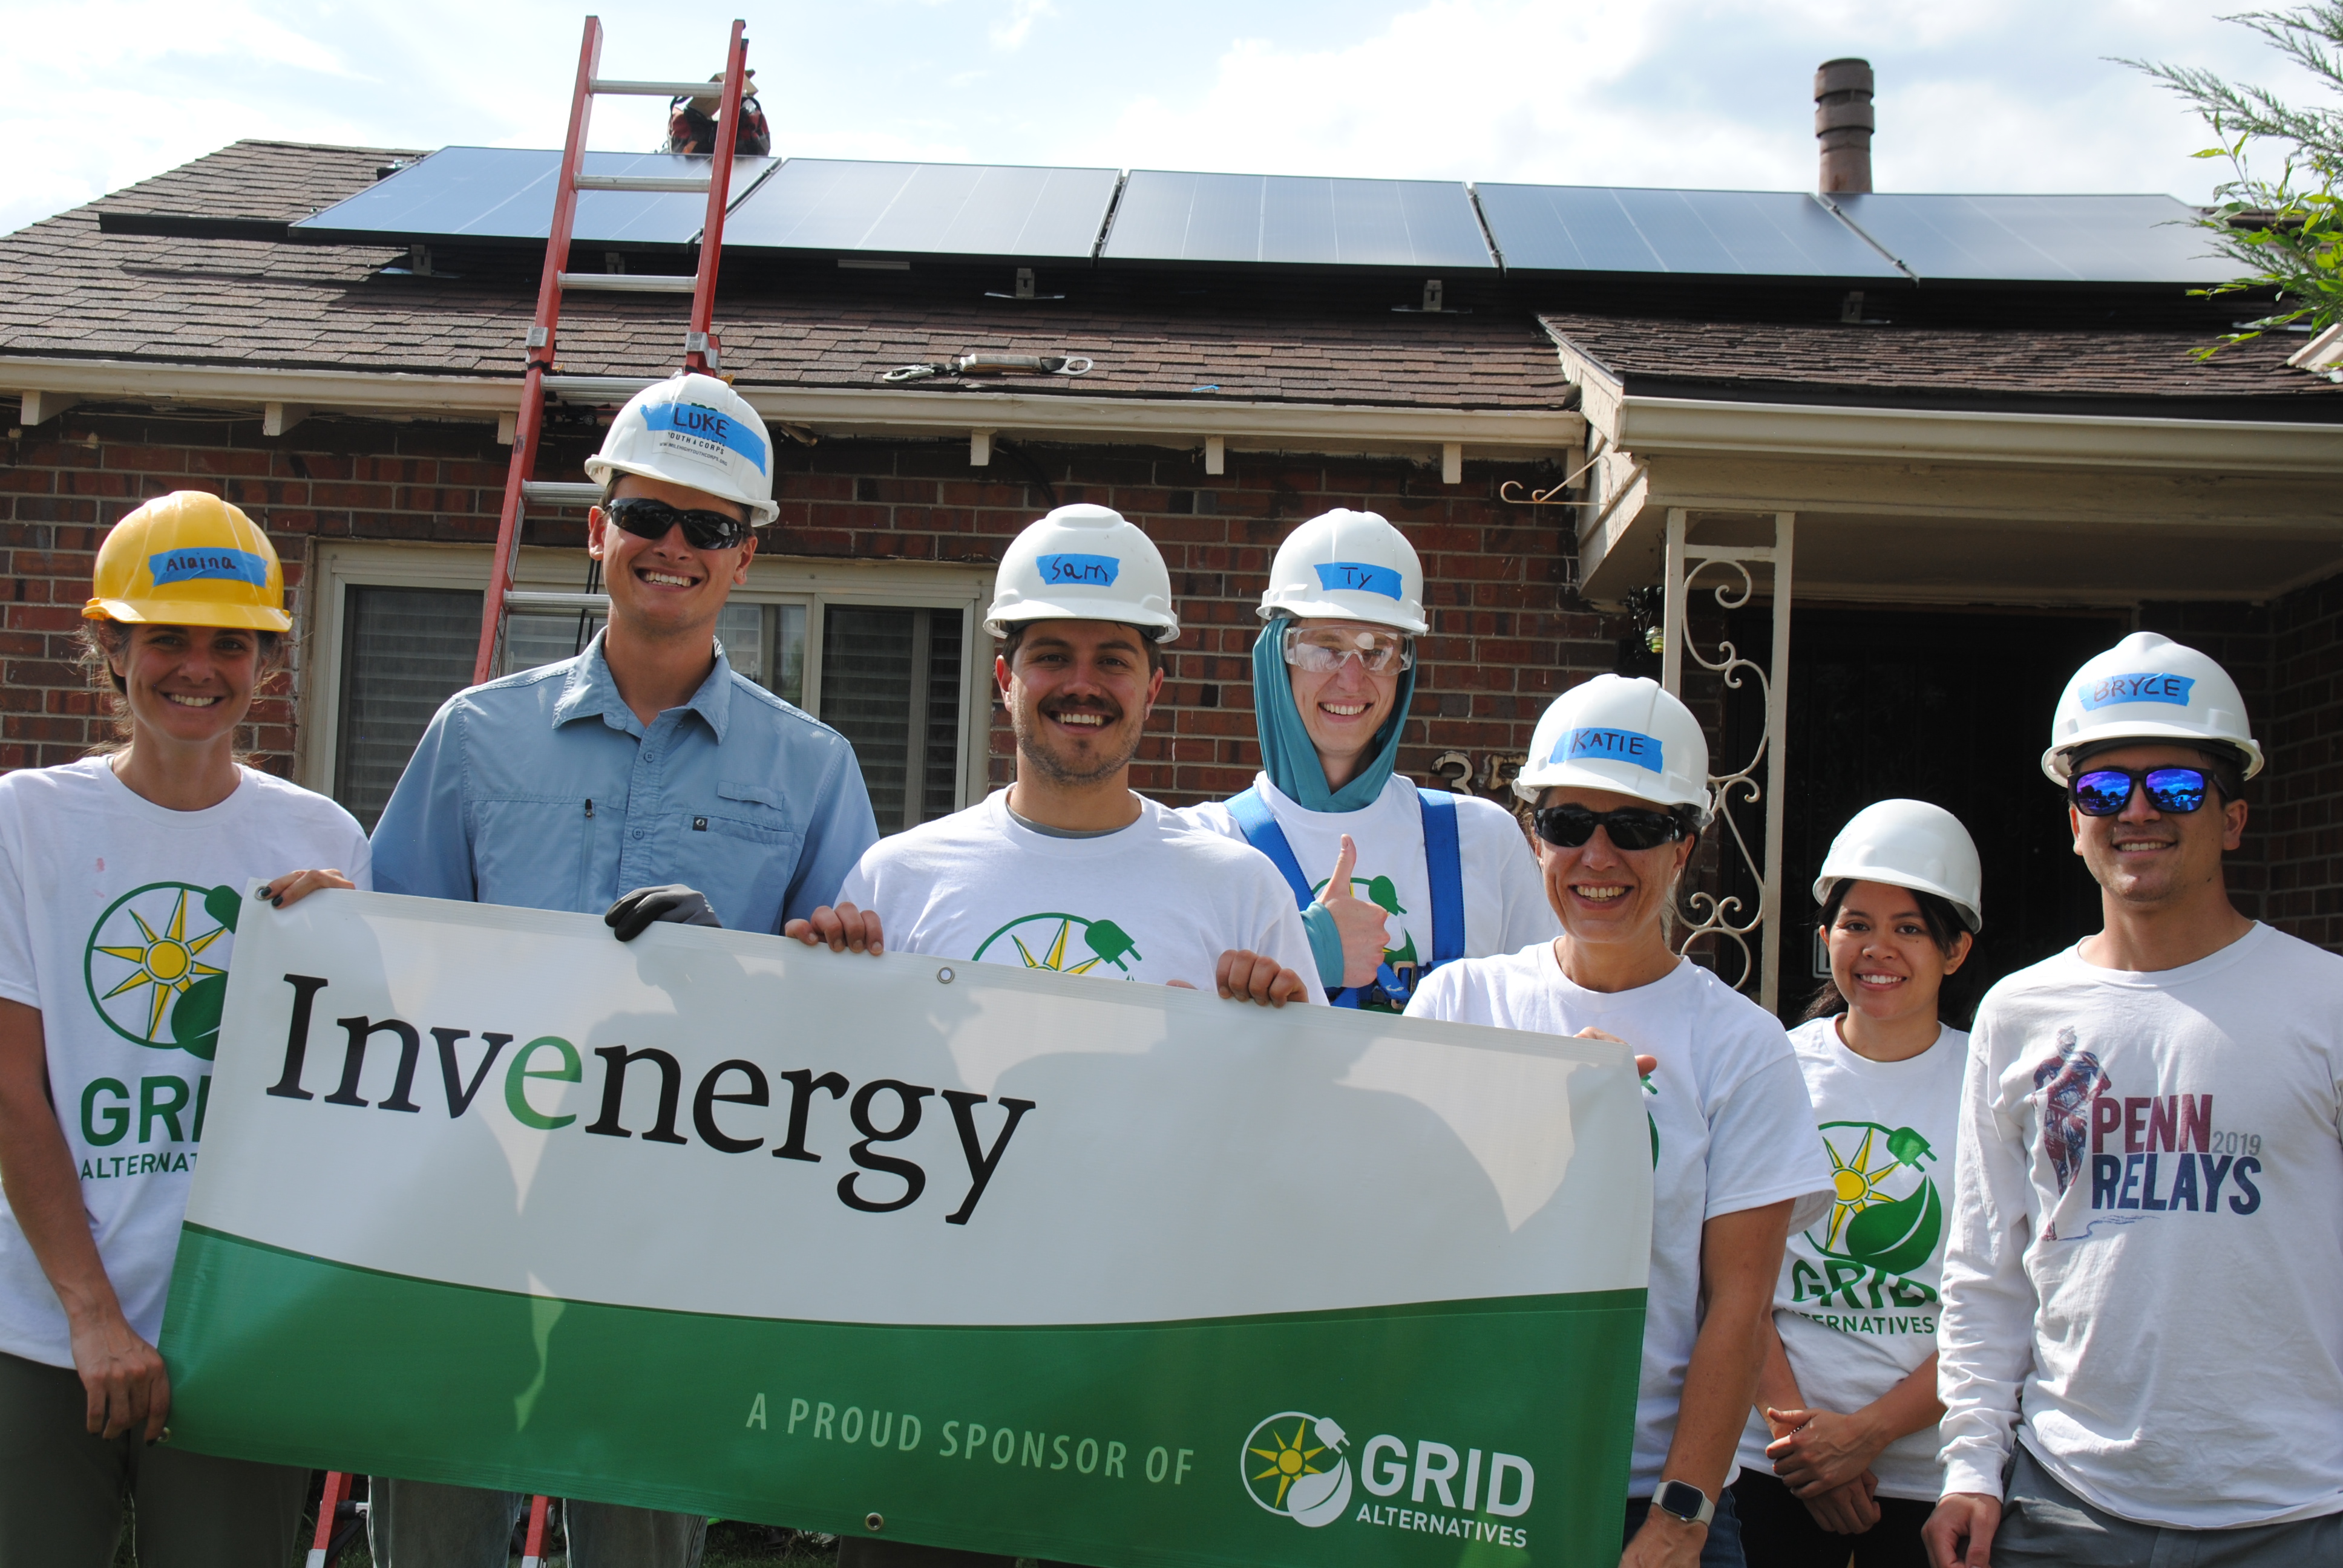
[673,782,802,933]
[471,797,595,913]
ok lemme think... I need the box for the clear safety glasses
[604,496,754,552]
[2069,766,2215,817]
[1282,624,1413,675]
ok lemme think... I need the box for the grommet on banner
[937,967,954,984]
[865,1513,885,1532]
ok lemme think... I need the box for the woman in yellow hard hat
[0,492,369,1564]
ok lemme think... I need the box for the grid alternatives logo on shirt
[1242,1411,1352,1527]
[83,882,242,1060]
[972,913,1142,975]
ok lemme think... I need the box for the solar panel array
[293,147,778,247]
[300,148,2227,286]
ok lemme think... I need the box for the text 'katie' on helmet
[583,371,778,526]
[84,491,290,633]
[1515,674,1711,817]
[1256,508,1427,635]
[2040,630,2262,783]
[1814,799,1984,933]
[984,504,1180,642]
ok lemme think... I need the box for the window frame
[299,541,997,819]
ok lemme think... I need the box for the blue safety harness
[1226,786,1465,1008]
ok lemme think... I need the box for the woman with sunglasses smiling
[1408,675,1832,1568]
[1182,509,1555,1008]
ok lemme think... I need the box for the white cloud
[991,0,1056,51]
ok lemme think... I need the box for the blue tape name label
[2082,673,2196,711]
[1559,726,1663,771]
[1037,553,1121,587]
[147,548,269,589]
[1314,561,1404,599]
[644,402,768,475]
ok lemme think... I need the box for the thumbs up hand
[1318,834,1391,988]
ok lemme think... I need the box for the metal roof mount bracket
[1424,279,1444,312]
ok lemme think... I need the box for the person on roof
[1731,800,1981,1568]
[1179,508,1556,1007]
[1924,633,2343,1568]
[1406,675,1833,1568]
[0,493,367,1566]
[364,373,879,1568]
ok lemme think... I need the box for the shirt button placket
[623,725,664,890]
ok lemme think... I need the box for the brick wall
[1,400,1608,815]
[2267,571,2343,947]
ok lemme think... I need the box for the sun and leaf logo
[972,913,1143,976]
[1809,1120,1944,1284]
[1309,869,1415,967]
[82,882,243,1061]
[1242,1411,1352,1529]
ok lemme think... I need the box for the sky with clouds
[0,0,2324,237]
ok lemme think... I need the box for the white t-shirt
[838,791,1320,998]
[0,759,371,1367]
[1938,924,2343,1529]
[1181,774,1558,981]
[1405,944,1832,1497]
[1735,1016,1966,1501]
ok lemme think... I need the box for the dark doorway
[1720,605,2126,1025]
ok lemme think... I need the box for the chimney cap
[1815,58,1875,98]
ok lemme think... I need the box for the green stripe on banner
[164,1226,1644,1568]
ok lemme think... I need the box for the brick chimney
[1815,58,1875,194]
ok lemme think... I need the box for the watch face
[1655,1480,1710,1523]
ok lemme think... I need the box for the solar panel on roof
[1100,171,1495,269]
[721,158,1118,260]
[1824,194,2229,284]
[1474,184,1902,278]
[290,146,776,247]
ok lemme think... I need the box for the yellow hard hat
[84,492,290,632]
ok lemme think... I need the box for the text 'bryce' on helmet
[2041,630,2261,783]
[985,505,1180,642]
[85,491,291,633]
[1515,674,1712,817]
[1256,509,1427,635]
[583,372,779,526]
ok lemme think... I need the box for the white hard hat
[2041,630,2261,783]
[1814,799,1984,932]
[985,504,1179,642]
[1515,674,1712,817]
[584,372,778,525]
[1256,508,1427,635]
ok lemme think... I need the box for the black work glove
[605,884,723,942]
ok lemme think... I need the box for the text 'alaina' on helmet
[1256,508,1429,635]
[584,372,779,525]
[2040,630,2262,783]
[985,505,1180,642]
[1514,675,1712,820]
[84,491,291,633]
[1814,799,1984,932]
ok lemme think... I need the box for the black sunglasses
[2069,766,2216,817]
[604,495,753,552]
[1532,803,1689,852]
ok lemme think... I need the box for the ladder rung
[522,481,602,505]
[541,375,661,400]
[574,173,712,192]
[556,272,699,293]
[591,78,733,97]
[506,590,612,612]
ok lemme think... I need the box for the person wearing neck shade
[1179,509,1556,1009]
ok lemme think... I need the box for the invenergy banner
[163,890,1651,1568]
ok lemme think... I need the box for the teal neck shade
[1251,620,1418,814]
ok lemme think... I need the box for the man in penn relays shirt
[1925,632,2343,1568]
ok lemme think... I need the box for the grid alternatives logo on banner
[164,891,1651,1567]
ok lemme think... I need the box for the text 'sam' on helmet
[984,505,1179,643]
[1814,799,1984,933]
[84,491,291,633]
[2041,631,2262,783]
[583,371,778,524]
[1256,508,1428,635]
[1515,675,1712,820]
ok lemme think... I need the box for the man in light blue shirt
[367,373,877,1568]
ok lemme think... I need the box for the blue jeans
[1624,1485,1746,1568]
[367,1477,705,1568]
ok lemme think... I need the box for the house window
[304,543,991,835]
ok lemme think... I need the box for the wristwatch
[1652,1479,1715,1527]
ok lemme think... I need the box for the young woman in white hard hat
[1406,675,1831,1568]
[0,492,367,1565]
[1728,799,1980,1568]
[1181,508,1556,1008]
